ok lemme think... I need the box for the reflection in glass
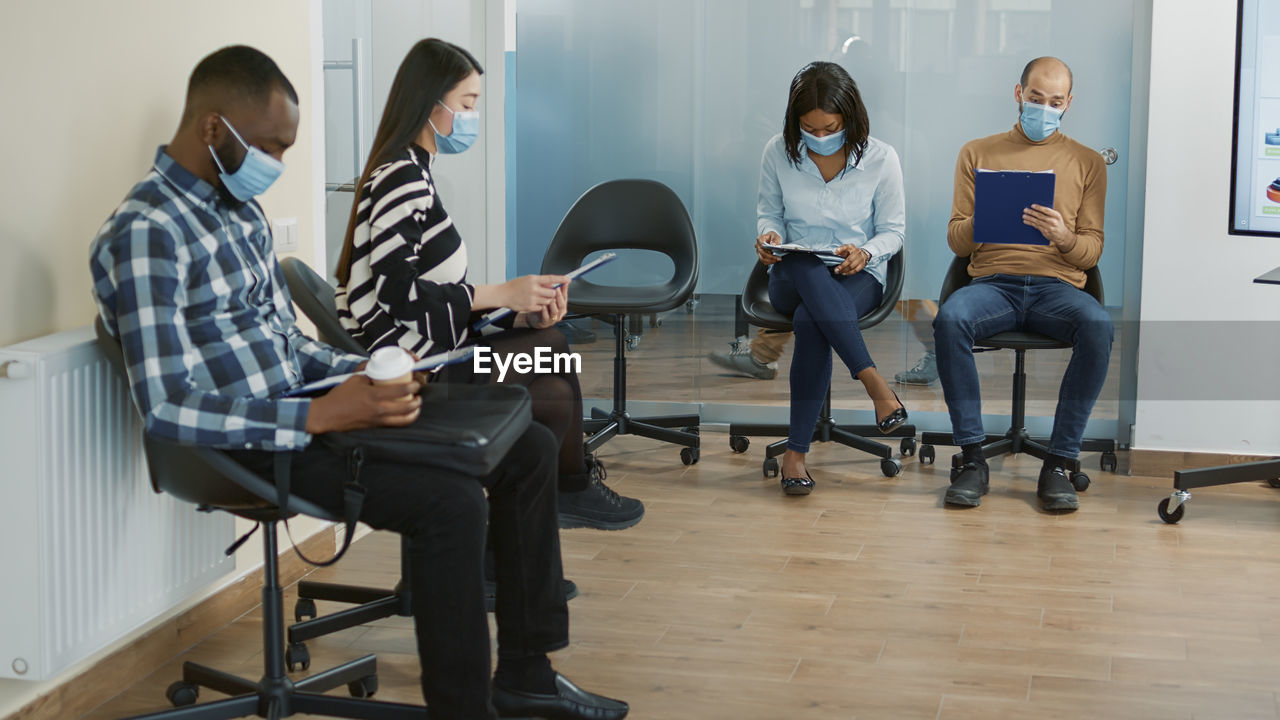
[512,0,1134,440]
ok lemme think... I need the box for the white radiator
[0,326,234,681]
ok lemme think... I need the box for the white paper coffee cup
[365,347,414,385]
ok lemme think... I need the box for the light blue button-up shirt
[757,133,906,288]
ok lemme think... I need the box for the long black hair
[782,61,870,168]
[335,38,483,285]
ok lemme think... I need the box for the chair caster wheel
[348,674,378,698]
[920,444,935,465]
[1157,496,1185,524]
[166,681,198,707]
[763,457,780,478]
[294,597,317,622]
[1267,478,1280,489]
[730,435,749,453]
[626,336,640,351]
[881,458,902,477]
[900,437,917,457]
[683,426,700,435]
[286,642,310,672]
[1070,472,1090,492]
[1100,452,1118,472]
[681,447,699,465]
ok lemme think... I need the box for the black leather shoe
[493,672,629,719]
[877,390,908,435]
[1037,465,1079,512]
[781,471,815,496]
[944,462,989,507]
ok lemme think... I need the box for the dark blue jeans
[768,254,883,453]
[932,273,1114,458]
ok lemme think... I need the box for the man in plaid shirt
[90,46,627,720]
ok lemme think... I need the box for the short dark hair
[184,45,297,122]
[1020,56,1073,94]
[782,61,870,168]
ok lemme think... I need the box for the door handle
[1098,147,1118,165]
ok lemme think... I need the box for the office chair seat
[978,331,1072,351]
[729,252,918,478]
[561,279,692,315]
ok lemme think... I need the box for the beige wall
[0,0,322,348]
[0,1,333,715]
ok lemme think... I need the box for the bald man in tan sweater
[935,57,1113,513]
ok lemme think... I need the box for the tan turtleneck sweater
[947,123,1107,289]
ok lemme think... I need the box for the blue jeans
[932,273,1114,458]
[769,254,883,453]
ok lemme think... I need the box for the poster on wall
[1232,0,1280,236]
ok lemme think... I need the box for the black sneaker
[558,459,644,530]
[944,462,989,507]
[1037,465,1079,512]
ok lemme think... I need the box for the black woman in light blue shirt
[753,62,908,496]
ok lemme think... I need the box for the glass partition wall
[510,0,1141,454]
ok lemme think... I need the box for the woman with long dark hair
[334,39,642,532]
[756,61,908,496]
[334,38,631,720]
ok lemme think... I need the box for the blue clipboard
[973,169,1055,246]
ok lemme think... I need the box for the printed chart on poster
[1232,0,1280,236]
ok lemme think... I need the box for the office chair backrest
[938,255,1103,306]
[93,317,336,519]
[279,257,368,355]
[741,250,905,331]
[541,179,699,312]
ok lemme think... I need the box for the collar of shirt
[152,145,236,212]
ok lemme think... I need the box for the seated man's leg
[1025,279,1115,461]
[485,423,629,719]
[485,423,568,674]
[234,445,496,718]
[933,277,1018,506]
[933,278,1019,446]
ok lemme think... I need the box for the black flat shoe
[493,672,629,719]
[781,471,815,496]
[877,390,908,435]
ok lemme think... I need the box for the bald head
[1020,57,1073,94]
[1015,55,1073,122]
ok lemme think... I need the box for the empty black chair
[541,179,702,465]
[918,256,1118,488]
[727,251,918,478]
[95,317,424,720]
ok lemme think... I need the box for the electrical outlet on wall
[272,217,299,253]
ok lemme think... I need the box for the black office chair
[95,318,425,720]
[727,252,918,478]
[918,256,1119,489]
[541,179,702,465]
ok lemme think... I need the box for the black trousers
[228,422,569,720]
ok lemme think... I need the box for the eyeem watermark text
[473,346,582,381]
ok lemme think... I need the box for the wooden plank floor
[82,434,1280,719]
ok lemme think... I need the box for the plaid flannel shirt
[89,147,364,451]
